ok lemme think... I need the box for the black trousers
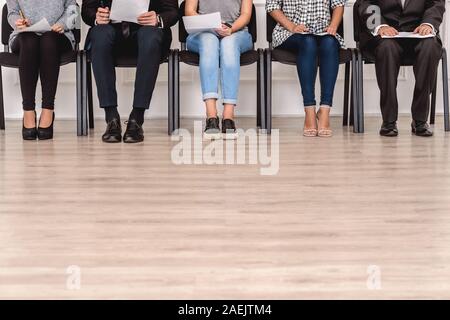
[12,32,72,111]
[373,37,442,123]
[88,24,164,110]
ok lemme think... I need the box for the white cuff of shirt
[421,23,436,35]
[373,24,388,36]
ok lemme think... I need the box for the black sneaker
[222,118,238,140]
[123,119,144,143]
[102,118,122,143]
[379,121,398,137]
[204,117,221,140]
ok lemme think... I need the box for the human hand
[326,24,338,36]
[96,7,110,25]
[414,24,433,36]
[15,18,30,30]
[216,24,232,37]
[378,26,399,37]
[137,11,158,26]
[52,23,64,33]
[290,24,308,33]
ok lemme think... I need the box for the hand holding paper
[183,12,222,34]
[110,0,150,24]
[17,18,52,33]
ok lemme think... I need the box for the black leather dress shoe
[37,112,55,140]
[123,119,144,143]
[102,119,122,143]
[379,121,399,137]
[22,111,37,141]
[412,120,433,137]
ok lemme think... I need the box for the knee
[417,38,442,59]
[17,33,39,51]
[40,32,59,51]
[220,38,240,67]
[299,36,317,55]
[198,33,220,54]
[320,36,339,52]
[375,39,401,58]
[137,26,163,51]
[90,24,116,48]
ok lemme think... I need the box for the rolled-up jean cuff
[203,92,220,101]
[223,99,237,105]
[304,102,316,107]
[320,101,333,107]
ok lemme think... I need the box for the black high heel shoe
[38,111,55,140]
[22,111,38,141]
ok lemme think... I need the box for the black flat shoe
[412,120,433,137]
[38,112,55,140]
[380,121,398,137]
[123,119,144,143]
[22,111,37,141]
[102,118,122,143]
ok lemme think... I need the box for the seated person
[359,0,446,137]
[81,0,178,143]
[185,0,253,140]
[6,0,79,141]
[267,0,346,138]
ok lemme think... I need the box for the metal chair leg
[357,50,365,133]
[442,49,449,132]
[86,60,94,130]
[265,49,272,135]
[351,50,359,133]
[174,49,180,131]
[257,50,261,129]
[168,50,174,135]
[430,75,437,125]
[0,66,5,130]
[77,51,87,136]
[343,62,350,126]
[257,49,266,130]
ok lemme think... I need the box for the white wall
[1,0,449,120]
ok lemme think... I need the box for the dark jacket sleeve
[82,0,100,27]
[358,0,387,32]
[157,0,179,30]
[422,0,446,31]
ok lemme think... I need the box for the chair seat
[361,48,445,66]
[271,47,353,65]
[86,50,169,67]
[0,50,78,68]
[179,50,259,67]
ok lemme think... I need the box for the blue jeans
[186,30,253,105]
[280,34,340,107]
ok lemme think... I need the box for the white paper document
[110,0,150,24]
[183,12,222,34]
[18,18,52,33]
[300,32,328,36]
[382,32,435,39]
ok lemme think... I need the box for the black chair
[353,0,449,133]
[82,30,175,135]
[0,4,83,135]
[265,12,360,134]
[172,2,265,135]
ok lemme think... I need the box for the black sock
[129,108,145,126]
[104,106,120,123]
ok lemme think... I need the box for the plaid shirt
[266,0,346,48]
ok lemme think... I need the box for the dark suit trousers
[373,37,442,122]
[89,24,164,109]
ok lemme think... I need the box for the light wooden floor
[1,116,450,299]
